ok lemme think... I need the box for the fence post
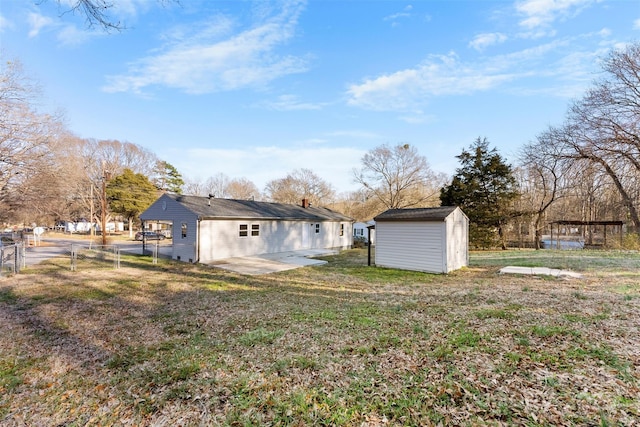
[114,246,120,269]
[71,244,77,271]
[20,243,25,270]
[153,243,158,265]
[13,244,18,274]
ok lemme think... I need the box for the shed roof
[374,206,459,222]
[146,194,352,222]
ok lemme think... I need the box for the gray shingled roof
[374,206,459,222]
[168,194,352,221]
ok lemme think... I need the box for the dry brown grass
[1,249,638,426]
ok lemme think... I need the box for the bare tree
[354,143,443,210]
[45,0,177,31]
[203,173,231,198]
[265,168,335,206]
[82,139,157,178]
[0,58,66,223]
[559,114,640,230]
[559,43,640,230]
[14,133,89,226]
[182,178,206,197]
[226,177,260,200]
[181,173,260,200]
[329,189,384,222]
[74,139,158,233]
[518,126,572,248]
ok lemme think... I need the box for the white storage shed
[373,206,469,274]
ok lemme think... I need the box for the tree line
[2,41,640,248]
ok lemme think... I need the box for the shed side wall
[445,208,469,272]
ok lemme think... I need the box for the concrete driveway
[209,249,337,275]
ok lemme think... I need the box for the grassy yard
[1,249,639,425]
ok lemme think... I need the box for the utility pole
[100,168,111,246]
[90,184,94,239]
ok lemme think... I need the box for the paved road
[23,244,70,266]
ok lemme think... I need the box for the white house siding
[353,222,375,244]
[375,222,447,273]
[141,194,353,264]
[140,195,199,262]
[321,221,352,251]
[172,218,198,262]
[353,222,367,238]
[197,219,352,263]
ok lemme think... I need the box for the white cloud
[25,9,97,45]
[104,0,309,94]
[469,32,508,51]
[383,5,413,26]
[56,24,98,46]
[111,0,155,18]
[515,0,598,30]
[384,12,411,21]
[634,18,640,30]
[326,130,382,139]
[346,33,608,112]
[346,52,516,111]
[0,14,13,32]
[398,111,437,124]
[258,94,326,111]
[27,12,54,37]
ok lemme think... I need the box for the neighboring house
[96,221,125,233]
[139,194,353,263]
[62,221,93,234]
[373,206,469,274]
[61,221,124,234]
[353,220,375,244]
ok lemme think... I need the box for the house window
[251,224,260,236]
[340,224,344,236]
[239,224,248,237]
[315,223,320,234]
[181,222,187,238]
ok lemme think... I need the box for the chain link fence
[0,240,162,274]
[0,243,25,275]
[70,244,121,271]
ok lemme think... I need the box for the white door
[302,223,311,249]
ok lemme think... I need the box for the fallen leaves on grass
[0,250,638,425]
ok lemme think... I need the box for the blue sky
[2,0,639,194]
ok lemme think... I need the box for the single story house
[140,194,353,263]
[373,206,468,274]
[353,220,375,244]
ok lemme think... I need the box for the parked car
[135,231,166,241]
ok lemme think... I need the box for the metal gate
[70,244,121,271]
[0,243,25,275]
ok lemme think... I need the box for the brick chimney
[302,198,310,208]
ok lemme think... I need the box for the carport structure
[549,220,624,249]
